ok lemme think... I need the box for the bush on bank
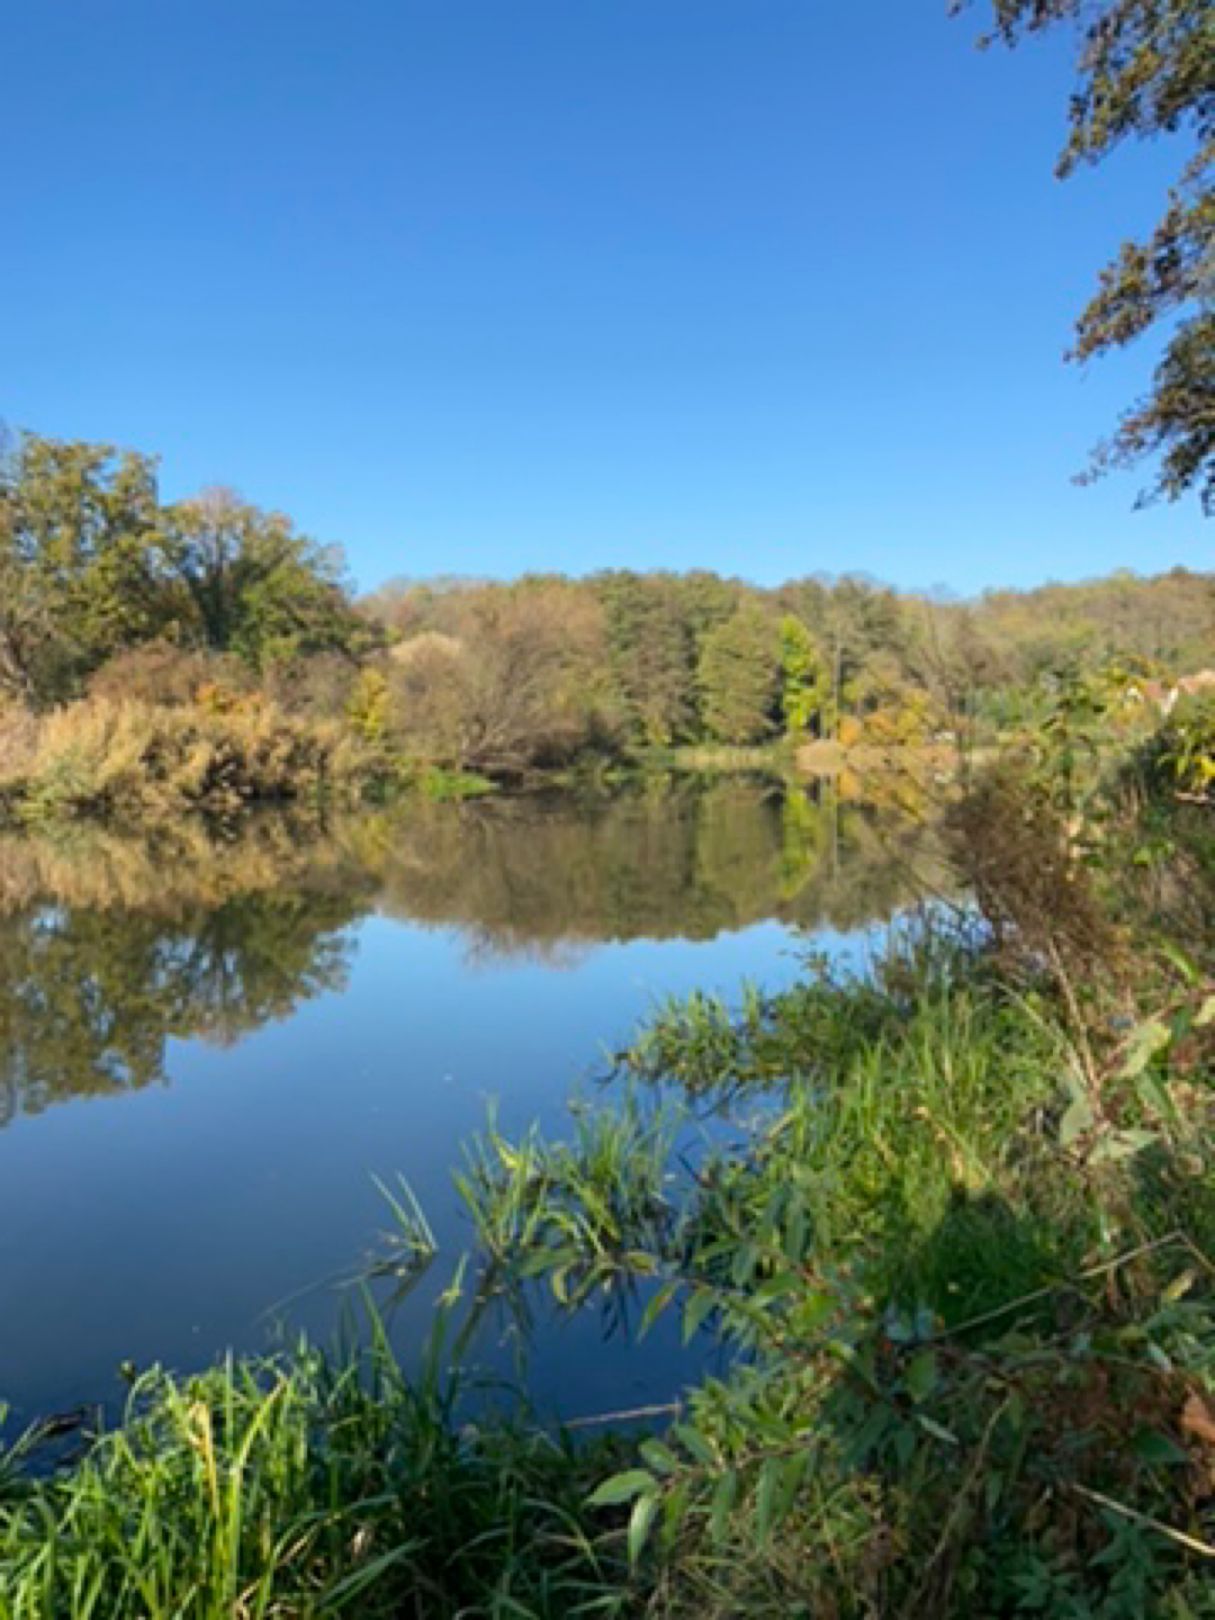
[0,696,384,820]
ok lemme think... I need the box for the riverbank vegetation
[2,428,1212,821]
[1,678,1211,1615]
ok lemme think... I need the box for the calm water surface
[0,781,939,1428]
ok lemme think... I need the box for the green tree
[154,488,363,668]
[0,434,162,701]
[697,604,781,745]
[815,577,912,734]
[779,615,829,738]
[593,572,698,746]
[964,0,1214,509]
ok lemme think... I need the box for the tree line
[2,429,1212,781]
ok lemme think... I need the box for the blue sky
[3,0,1208,595]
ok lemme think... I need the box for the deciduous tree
[0,434,161,701]
[154,488,363,668]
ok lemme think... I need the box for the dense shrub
[261,651,364,720]
[0,698,379,819]
[1144,690,1215,804]
[87,642,251,708]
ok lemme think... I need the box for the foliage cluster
[964,0,1214,509]
[1143,691,1215,805]
[442,752,1215,1615]
[1,428,1212,817]
[365,564,1215,770]
[0,438,365,706]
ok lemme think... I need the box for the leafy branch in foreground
[961,0,1215,508]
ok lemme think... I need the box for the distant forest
[1,431,1212,787]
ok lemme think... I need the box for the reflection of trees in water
[0,817,366,916]
[368,779,947,962]
[0,781,946,1123]
[0,891,364,1126]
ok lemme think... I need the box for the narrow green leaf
[1162,1268,1197,1303]
[682,1289,716,1345]
[640,1439,679,1477]
[1131,1428,1187,1466]
[1135,1071,1174,1121]
[755,1457,781,1544]
[661,1478,690,1552]
[674,1422,718,1468]
[708,1470,737,1544]
[904,1349,939,1405]
[1119,1019,1171,1078]
[587,1469,655,1508]
[756,1270,801,1302]
[639,1279,680,1338]
[916,1414,959,1446]
[1089,1127,1157,1165]
[628,1491,659,1566]
[1159,942,1198,985]
[792,1290,835,1336]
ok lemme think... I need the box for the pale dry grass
[0,696,379,819]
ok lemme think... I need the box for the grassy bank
[1,707,1212,1617]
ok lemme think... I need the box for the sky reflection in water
[0,781,942,1426]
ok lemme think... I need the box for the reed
[0,1310,626,1619]
[0,697,381,823]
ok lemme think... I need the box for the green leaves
[1130,1428,1187,1468]
[1118,1019,1171,1079]
[627,1491,660,1565]
[639,1439,679,1477]
[975,2,1215,508]
[696,602,782,746]
[904,1349,940,1405]
[708,1469,738,1544]
[639,1279,680,1337]
[586,1470,656,1509]
[682,1288,717,1346]
[587,1467,665,1568]
[672,1423,719,1468]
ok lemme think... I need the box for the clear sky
[3,0,1209,596]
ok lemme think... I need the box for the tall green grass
[0,1308,628,1620]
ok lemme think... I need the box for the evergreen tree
[594,572,697,746]
[697,604,781,745]
[779,616,830,738]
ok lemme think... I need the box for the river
[0,778,942,1431]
